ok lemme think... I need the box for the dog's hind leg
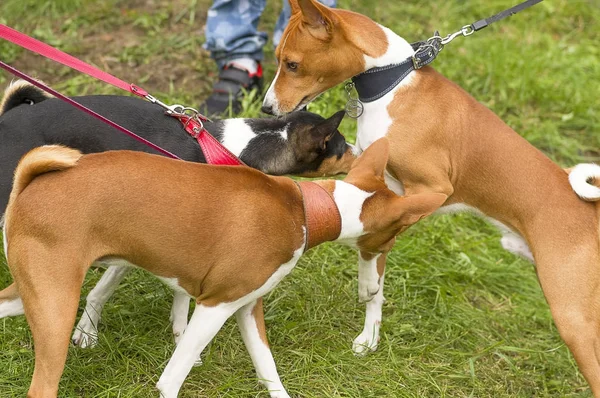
[0,283,24,317]
[14,247,85,397]
[236,298,289,398]
[537,247,600,396]
[72,264,131,348]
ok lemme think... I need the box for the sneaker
[201,59,263,117]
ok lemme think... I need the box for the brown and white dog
[0,80,356,349]
[1,138,445,397]
[261,0,600,393]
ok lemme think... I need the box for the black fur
[0,91,349,213]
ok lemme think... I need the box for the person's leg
[202,0,267,115]
[273,0,337,47]
[204,0,268,68]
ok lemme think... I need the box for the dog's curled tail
[569,163,600,202]
[10,145,82,201]
[0,79,53,116]
[4,145,81,245]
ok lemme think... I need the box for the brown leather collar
[296,181,342,251]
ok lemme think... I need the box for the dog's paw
[173,329,185,345]
[358,279,380,303]
[72,327,99,348]
[352,327,380,356]
[266,386,291,398]
[72,316,99,348]
[269,392,291,398]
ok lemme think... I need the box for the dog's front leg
[72,265,132,348]
[156,301,236,398]
[236,298,290,398]
[354,251,387,355]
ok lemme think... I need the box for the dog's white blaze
[569,163,600,201]
[263,66,281,113]
[157,240,305,397]
[221,119,257,157]
[363,24,416,87]
[263,32,291,114]
[333,181,373,243]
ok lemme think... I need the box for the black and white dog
[0,80,356,348]
[0,80,355,211]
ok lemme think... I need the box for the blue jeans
[204,0,336,68]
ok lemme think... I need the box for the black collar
[351,41,439,103]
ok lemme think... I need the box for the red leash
[0,24,243,166]
[0,60,180,159]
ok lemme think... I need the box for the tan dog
[1,138,445,398]
[261,0,600,394]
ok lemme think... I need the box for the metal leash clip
[144,94,212,131]
[412,25,475,69]
[344,81,364,119]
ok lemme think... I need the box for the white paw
[352,327,380,356]
[358,279,380,303]
[173,330,184,345]
[157,380,179,398]
[72,317,99,348]
[267,387,290,398]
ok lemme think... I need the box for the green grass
[0,0,598,396]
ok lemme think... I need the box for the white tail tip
[569,163,600,201]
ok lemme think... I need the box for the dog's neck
[298,180,377,251]
[297,181,341,251]
[362,24,415,72]
[351,23,418,103]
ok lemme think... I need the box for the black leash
[411,0,544,69]
[472,0,544,31]
[346,0,544,115]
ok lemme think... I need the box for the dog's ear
[309,110,344,151]
[350,137,389,178]
[297,0,336,41]
[390,193,447,228]
[289,0,300,14]
[310,110,345,148]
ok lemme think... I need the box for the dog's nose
[261,105,274,115]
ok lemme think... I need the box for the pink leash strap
[0,24,147,97]
[0,60,180,159]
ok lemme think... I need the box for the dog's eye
[286,61,299,71]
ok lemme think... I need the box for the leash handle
[0,24,148,97]
[0,60,181,160]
